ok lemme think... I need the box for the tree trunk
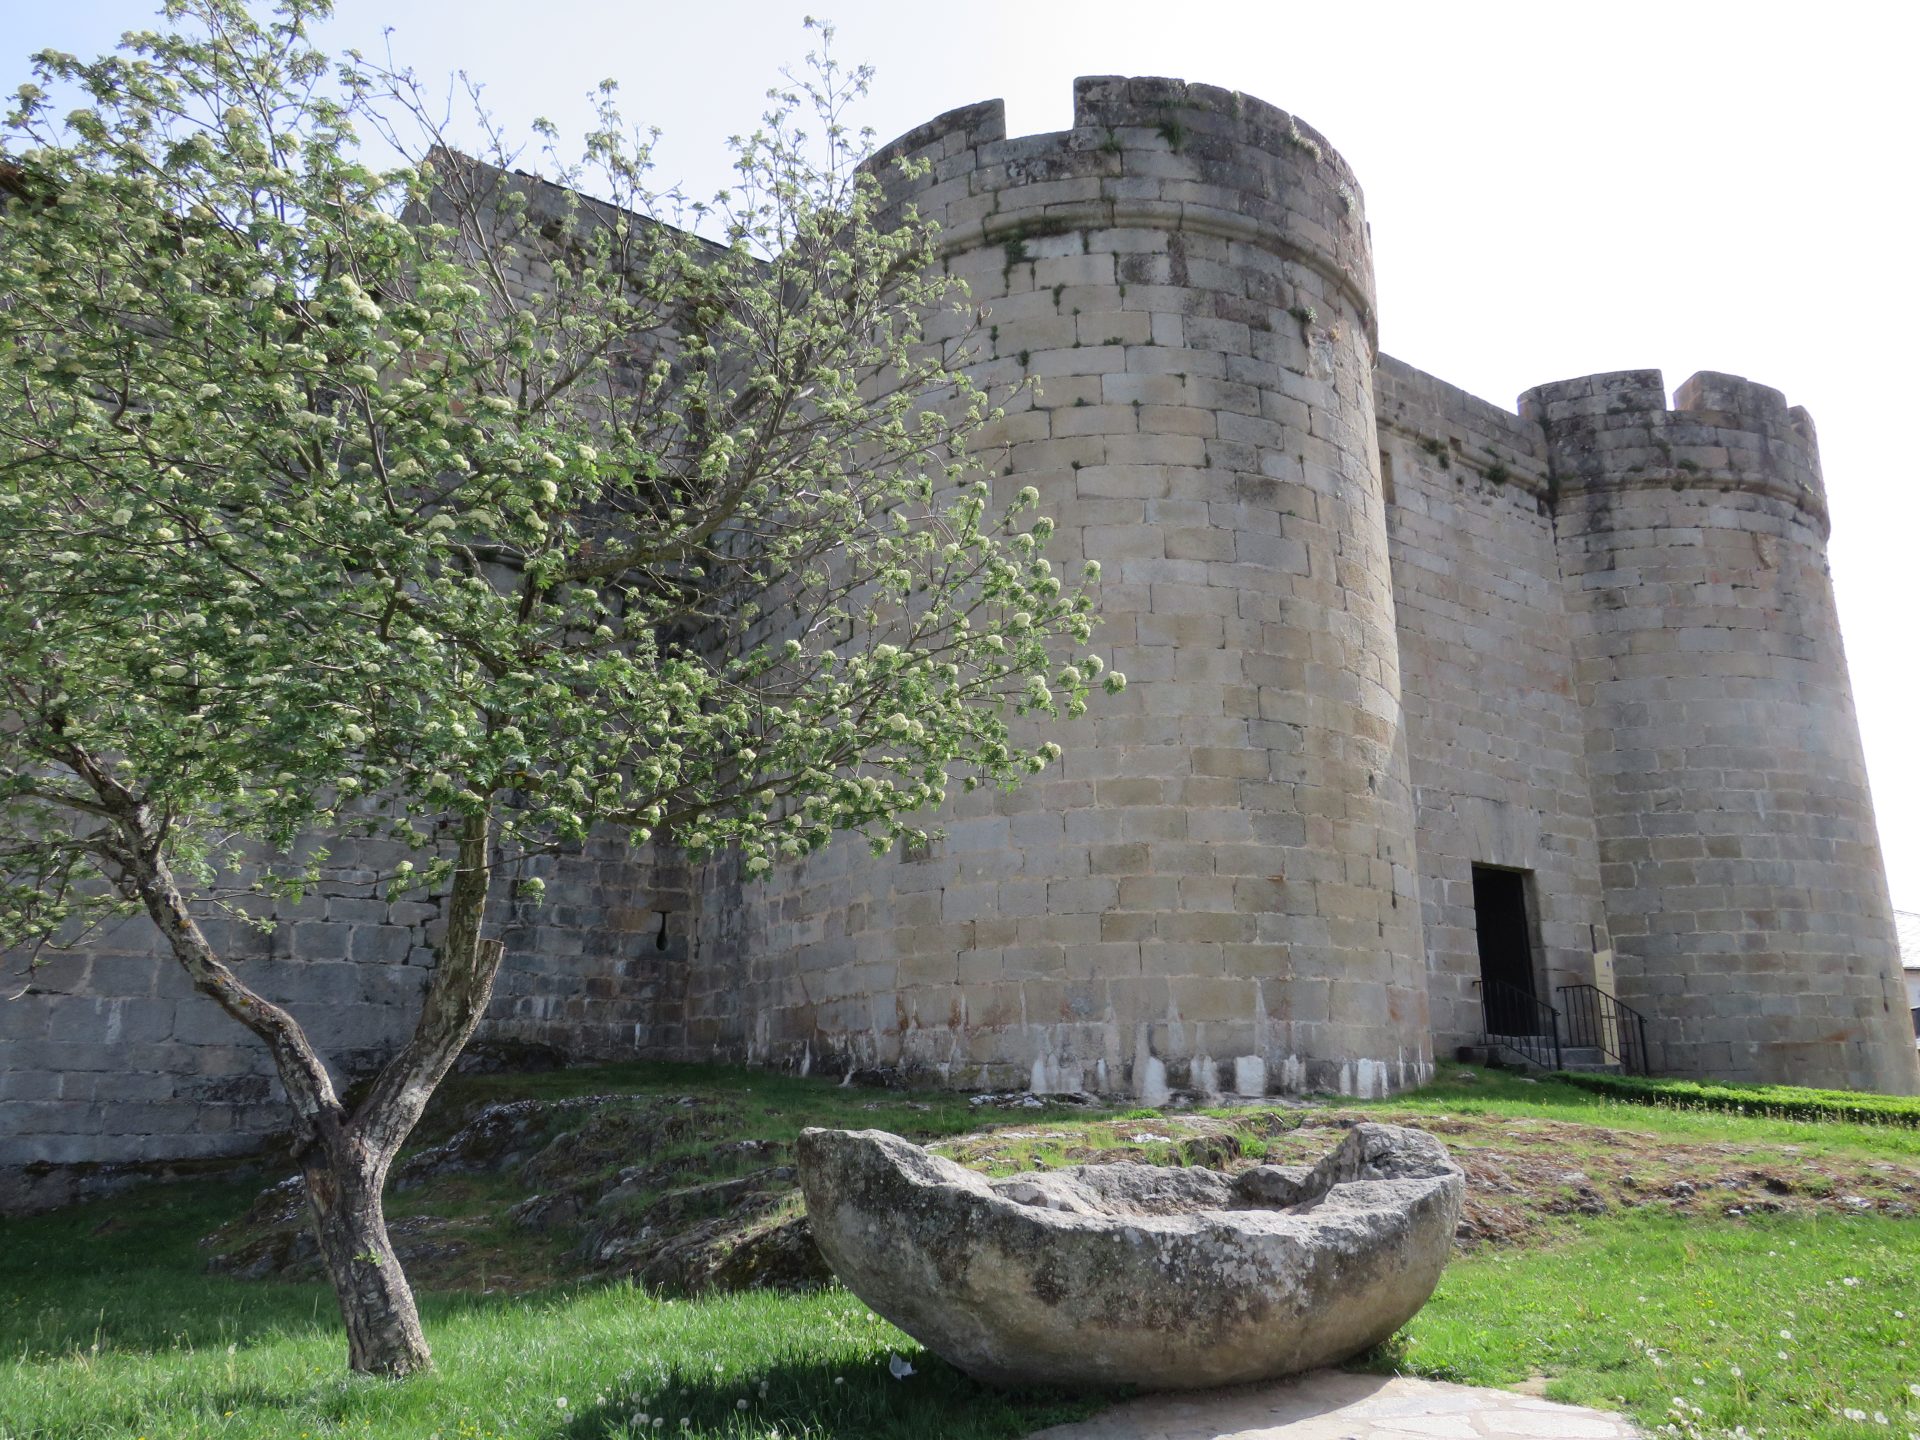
[76,755,511,1379]
[303,1136,431,1377]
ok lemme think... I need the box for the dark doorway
[1473,865,1538,1035]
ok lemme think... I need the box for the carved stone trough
[796,1121,1464,1391]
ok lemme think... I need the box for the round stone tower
[717,77,1430,1098]
[1528,369,1918,1093]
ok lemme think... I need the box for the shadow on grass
[0,1177,547,1359]
[566,1351,1110,1440]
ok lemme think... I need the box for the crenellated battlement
[864,98,1009,178]
[863,76,1377,350]
[1520,368,1826,530]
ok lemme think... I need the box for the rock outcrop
[797,1121,1465,1390]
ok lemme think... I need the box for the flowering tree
[0,0,1111,1376]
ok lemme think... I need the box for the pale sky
[11,1,1919,910]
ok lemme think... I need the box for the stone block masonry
[1375,358,1612,1059]
[715,76,1431,1102]
[1530,370,1915,1091]
[0,829,701,1213]
[5,76,1914,1209]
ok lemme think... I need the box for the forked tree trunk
[83,766,510,1378]
[303,1136,431,1375]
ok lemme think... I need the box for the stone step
[1467,1040,1625,1076]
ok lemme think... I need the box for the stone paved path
[1026,1370,1642,1440]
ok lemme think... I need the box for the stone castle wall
[5,75,1914,1210]
[1374,359,1613,1056]
[0,832,702,1212]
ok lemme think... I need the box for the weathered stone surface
[798,1121,1465,1390]
[393,1096,618,1190]
[627,1212,833,1297]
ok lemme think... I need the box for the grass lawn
[1375,1211,1920,1438]
[3,1063,1918,1439]
[0,1178,1097,1440]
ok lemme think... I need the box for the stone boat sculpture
[796,1122,1465,1390]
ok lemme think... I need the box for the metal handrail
[1478,978,1563,1071]
[1556,982,1651,1075]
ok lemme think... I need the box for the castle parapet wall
[865,76,1377,350]
[1522,369,1825,530]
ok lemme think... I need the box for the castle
[6,77,1915,1210]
